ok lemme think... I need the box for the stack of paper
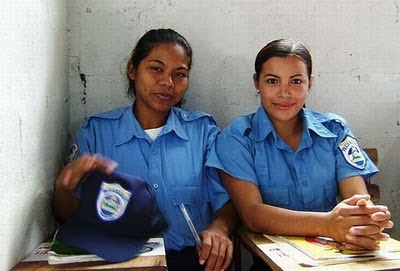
[263,234,400,267]
[47,232,166,265]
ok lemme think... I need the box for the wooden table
[12,242,167,271]
[234,226,400,271]
[12,257,167,270]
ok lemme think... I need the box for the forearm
[243,203,329,237]
[52,186,79,224]
[208,201,240,237]
[52,168,79,224]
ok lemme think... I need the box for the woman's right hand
[55,154,118,191]
[326,194,391,250]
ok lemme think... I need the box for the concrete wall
[68,0,400,240]
[0,1,68,269]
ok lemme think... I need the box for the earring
[306,91,309,95]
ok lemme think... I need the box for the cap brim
[57,216,148,263]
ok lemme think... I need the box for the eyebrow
[263,73,304,78]
[148,59,189,71]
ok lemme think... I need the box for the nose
[278,84,291,98]
[159,74,174,88]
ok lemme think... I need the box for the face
[128,43,190,115]
[254,56,310,126]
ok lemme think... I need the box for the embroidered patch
[96,182,132,221]
[339,136,366,169]
[65,143,79,165]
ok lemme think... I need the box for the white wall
[68,0,400,239]
[0,1,68,269]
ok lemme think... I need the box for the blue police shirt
[207,106,378,212]
[75,105,229,251]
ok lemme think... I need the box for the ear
[253,73,259,90]
[127,61,136,81]
[308,74,313,90]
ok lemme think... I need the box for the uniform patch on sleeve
[65,143,79,165]
[339,136,366,169]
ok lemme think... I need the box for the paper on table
[22,242,51,262]
[263,234,400,266]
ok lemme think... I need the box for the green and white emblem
[339,136,366,169]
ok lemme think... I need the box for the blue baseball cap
[56,170,168,262]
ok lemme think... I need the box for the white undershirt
[144,126,164,141]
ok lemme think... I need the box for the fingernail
[349,228,356,235]
[199,260,205,265]
[107,162,118,173]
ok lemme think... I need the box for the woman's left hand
[198,228,233,271]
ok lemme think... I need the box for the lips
[273,102,295,110]
[154,92,174,101]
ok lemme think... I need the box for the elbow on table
[240,211,266,233]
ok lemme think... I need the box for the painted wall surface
[0,1,68,269]
[68,0,400,239]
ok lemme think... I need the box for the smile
[273,103,295,110]
[155,92,174,101]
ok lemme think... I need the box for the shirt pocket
[260,186,290,208]
[170,186,210,236]
[303,181,338,211]
[171,186,207,206]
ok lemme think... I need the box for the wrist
[317,212,332,238]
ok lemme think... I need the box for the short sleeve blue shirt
[207,106,378,212]
[75,105,229,251]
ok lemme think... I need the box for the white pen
[179,203,202,248]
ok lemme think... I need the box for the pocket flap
[171,186,205,206]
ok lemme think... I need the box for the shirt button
[152,150,157,155]
[153,183,159,189]
[302,181,307,186]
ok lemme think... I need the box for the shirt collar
[115,104,146,146]
[249,106,275,141]
[302,108,337,138]
[160,107,189,141]
[248,106,337,142]
[115,105,188,146]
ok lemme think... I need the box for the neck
[272,115,303,151]
[134,103,169,130]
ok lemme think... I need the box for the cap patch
[65,143,79,164]
[96,182,132,221]
[339,136,366,169]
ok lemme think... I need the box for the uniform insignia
[339,136,366,169]
[96,182,132,221]
[65,143,79,164]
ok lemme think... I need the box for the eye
[266,78,278,84]
[292,78,302,84]
[150,66,162,72]
[175,72,188,78]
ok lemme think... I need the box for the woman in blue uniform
[53,28,238,271]
[206,38,393,269]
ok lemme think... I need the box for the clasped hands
[327,194,393,250]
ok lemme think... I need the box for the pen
[179,203,202,248]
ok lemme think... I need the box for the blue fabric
[75,104,229,251]
[207,106,378,212]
